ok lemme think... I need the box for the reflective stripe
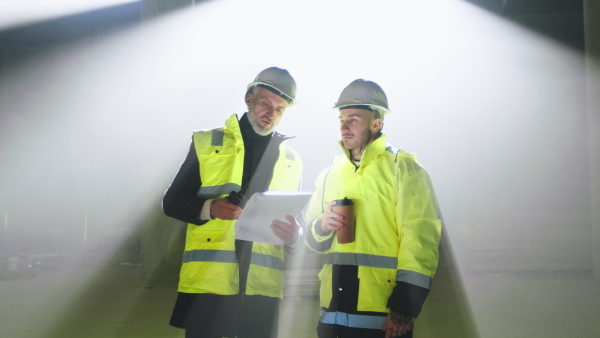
[385,145,397,154]
[320,309,386,329]
[305,217,319,229]
[182,250,237,263]
[322,254,432,288]
[211,128,224,146]
[250,252,284,271]
[197,183,241,198]
[322,253,432,288]
[182,250,284,271]
[324,252,397,269]
[396,269,432,290]
[305,217,335,252]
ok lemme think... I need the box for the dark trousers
[317,323,413,338]
[179,294,279,338]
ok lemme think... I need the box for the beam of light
[0,0,596,337]
[0,0,139,31]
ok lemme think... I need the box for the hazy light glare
[0,0,593,336]
[0,0,138,31]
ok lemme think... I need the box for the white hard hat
[333,79,390,116]
[247,67,297,105]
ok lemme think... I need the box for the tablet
[235,191,313,245]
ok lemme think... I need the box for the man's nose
[265,107,275,118]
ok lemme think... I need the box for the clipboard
[235,191,312,245]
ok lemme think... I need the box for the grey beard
[249,118,273,136]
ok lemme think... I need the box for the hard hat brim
[333,103,390,117]
[247,81,295,105]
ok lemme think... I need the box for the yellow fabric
[305,134,441,312]
[178,114,303,298]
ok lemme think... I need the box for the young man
[163,67,303,338]
[305,79,442,338]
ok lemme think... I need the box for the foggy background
[0,0,590,255]
[0,0,598,337]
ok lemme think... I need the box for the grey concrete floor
[1,260,600,337]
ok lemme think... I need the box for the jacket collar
[338,133,388,168]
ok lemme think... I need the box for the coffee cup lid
[334,197,354,206]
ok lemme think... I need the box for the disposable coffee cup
[332,197,355,244]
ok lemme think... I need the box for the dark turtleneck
[237,113,285,297]
[238,113,276,199]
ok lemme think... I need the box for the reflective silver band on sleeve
[197,183,242,198]
[396,269,432,290]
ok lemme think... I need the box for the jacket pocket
[318,264,333,308]
[199,153,235,187]
[190,229,228,244]
[357,266,396,312]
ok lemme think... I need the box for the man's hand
[320,200,346,233]
[271,215,301,245]
[210,198,242,220]
[382,310,411,337]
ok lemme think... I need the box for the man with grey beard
[163,67,303,338]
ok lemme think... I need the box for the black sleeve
[386,281,430,318]
[162,140,209,225]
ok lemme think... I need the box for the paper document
[235,191,312,245]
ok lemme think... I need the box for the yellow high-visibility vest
[178,114,302,298]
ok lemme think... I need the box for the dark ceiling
[467,0,582,15]
[0,2,142,50]
[0,0,586,52]
[466,0,584,50]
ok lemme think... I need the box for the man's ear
[372,118,383,132]
[245,92,253,107]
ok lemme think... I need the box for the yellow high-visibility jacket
[305,134,441,325]
[178,114,302,298]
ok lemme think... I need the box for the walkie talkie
[227,191,247,208]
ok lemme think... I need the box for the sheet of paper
[235,191,312,245]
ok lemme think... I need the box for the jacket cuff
[310,217,334,241]
[285,229,303,254]
[387,281,430,318]
[199,199,214,221]
[305,216,335,253]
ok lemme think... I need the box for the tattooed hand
[390,310,412,327]
[382,310,412,337]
